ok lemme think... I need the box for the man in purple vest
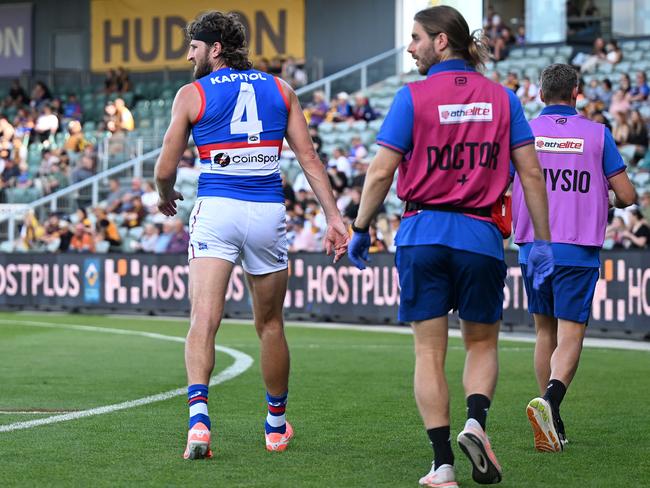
[348,6,553,487]
[512,64,636,452]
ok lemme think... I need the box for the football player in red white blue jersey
[154,11,349,459]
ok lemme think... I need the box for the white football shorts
[187,196,288,275]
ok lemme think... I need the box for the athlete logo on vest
[438,103,493,124]
[535,136,584,154]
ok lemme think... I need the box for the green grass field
[0,312,648,487]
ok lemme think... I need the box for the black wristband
[351,221,369,233]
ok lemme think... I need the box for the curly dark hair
[186,11,253,71]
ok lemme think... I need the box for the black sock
[466,393,491,430]
[543,379,567,417]
[427,426,454,469]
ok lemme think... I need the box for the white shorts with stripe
[188,196,288,275]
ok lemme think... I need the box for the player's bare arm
[511,144,551,241]
[154,84,201,216]
[608,171,636,208]
[354,147,402,230]
[280,78,349,261]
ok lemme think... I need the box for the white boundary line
[7,311,650,352]
[235,319,650,352]
[0,320,254,433]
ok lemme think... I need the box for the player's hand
[324,218,350,263]
[348,230,371,270]
[527,239,554,290]
[157,190,184,217]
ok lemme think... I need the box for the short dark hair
[539,63,578,103]
[186,11,253,71]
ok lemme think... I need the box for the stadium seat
[621,40,637,51]
[96,241,111,253]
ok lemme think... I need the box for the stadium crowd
[2,45,650,254]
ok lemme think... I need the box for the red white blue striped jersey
[191,67,289,202]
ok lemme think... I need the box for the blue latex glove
[348,231,371,269]
[527,239,554,290]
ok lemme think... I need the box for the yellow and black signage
[91,0,304,72]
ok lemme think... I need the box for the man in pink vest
[348,6,552,487]
[512,64,636,452]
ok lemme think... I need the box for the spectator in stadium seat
[8,79,28,106]
[619,73,632,94]
[515,25,526,45]
[597,78,613,109]
[349,6,552,485]
[351,94,377,122]
[578,37,606,73]
[165,218,190,254]
[612,110,631,145]
[305,90,329,127]
[628,71,649,107]
[504,72,520,93]
[368,223,387,252]
[74,207,92,229]
[116,67,132,93]
[639,190,650,221]
[115,98,134,131]
[30,81,52,112]
[70,154,95,184]
[64,121,87,153]
[153,220,173,253]
[289,217,318,251]
[104,69,118,94]
[132,222,160,253]
[57,220,73,252]
[348,136,369,164]
[0,115,15,144]
[1,157,20,188]
[609,88,631,116]
[604,215,627,249]
[40,214,62,250]
[329,92,353,122]
[141,180,159,213]
[621,207,650,249]
[105,178,126,213]
[42,161,69,194]
[12,108,34,140]
[69,222,95,253]
[62,94,82,123]
[32,105,59,143]
[604,40,622,65]
[517,77,539,104]
[94,207,122,252]
[121,196,146,229]
[18,210,45,251]
[15,162,33,189]
[328,147,352,180]
[281,56,307,88]
[625,109,649,164]
[512,63,636,454]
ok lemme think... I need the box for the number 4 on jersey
[231,82,263,143]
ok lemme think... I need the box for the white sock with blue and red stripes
[265,391,288,434]
[188,384,210,430]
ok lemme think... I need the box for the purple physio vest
[399,71,511,217]
[512,113,608,246]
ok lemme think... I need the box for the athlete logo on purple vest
[535,136,584,154]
